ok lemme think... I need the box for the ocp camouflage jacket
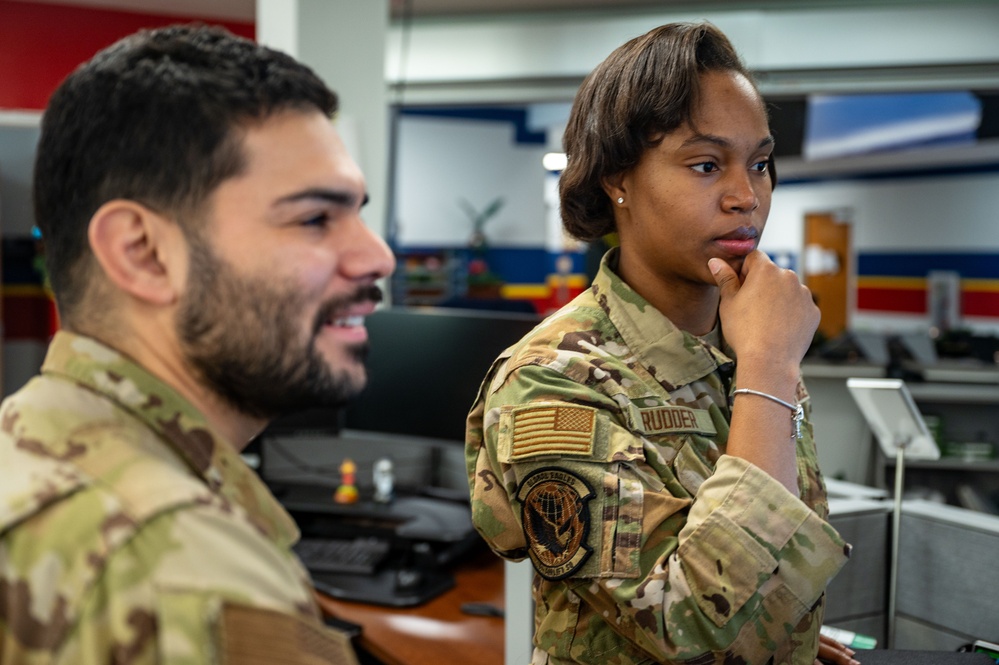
[466,249,850,665]
[0,332,356,664]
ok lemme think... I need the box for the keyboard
[293,536,391,575]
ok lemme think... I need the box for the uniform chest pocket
[628,402,718,496]
[671,436,717,497]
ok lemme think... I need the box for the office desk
[316,548,505,665]
[841,651,993,664]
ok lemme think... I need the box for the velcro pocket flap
[677,510,777,628]
[219,604,359,665]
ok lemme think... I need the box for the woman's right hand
[709,250,819,383]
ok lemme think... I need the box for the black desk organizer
[275,482,481,607]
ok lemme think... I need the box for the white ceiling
[387,0,728,18]
[19,0,831,21]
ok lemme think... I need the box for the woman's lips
[714,228,758,257]
[714,238,757,256]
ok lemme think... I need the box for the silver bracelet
[732,388,804,440]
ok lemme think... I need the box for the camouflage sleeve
[1,483,354,664]
[467,362,850,664]
[569,455,849,663]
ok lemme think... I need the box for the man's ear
[87,200,182,306]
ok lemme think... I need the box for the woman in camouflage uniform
[467,22,856,665]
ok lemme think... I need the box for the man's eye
[751,160,769,173]
[691,162,719,174]
[302,213,331,227]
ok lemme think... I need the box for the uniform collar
[41,331,300,547]
[591,248,735,389]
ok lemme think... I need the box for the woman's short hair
[559,22,756,241]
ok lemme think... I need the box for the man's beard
[177,238,382,421]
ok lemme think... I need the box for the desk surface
[846,650,994,664]
[316,548,504,665]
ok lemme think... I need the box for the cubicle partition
[895,500,999,650]
[825,497,892,644]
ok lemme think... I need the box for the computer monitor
[248,306,541,490]
[343,306,541,441]
[845,377,940,460]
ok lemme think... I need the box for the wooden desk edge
[316,549,506,665]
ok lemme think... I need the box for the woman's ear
[87,200,181,306]
[601,172,627,207]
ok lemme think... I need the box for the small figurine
[334,458,359,504]
[373,457,395,504]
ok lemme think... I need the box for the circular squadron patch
[516,467,594,580]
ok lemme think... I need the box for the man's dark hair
[559,22,766,241]
[33,24,338,323]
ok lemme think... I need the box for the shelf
[392,250,462,307]
[881,457,999,472]
[906,382,999,405]
[802,361,999,387]
[801,361,885,380]
[893,358,999,385]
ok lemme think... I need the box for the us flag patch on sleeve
[510,404,596,460]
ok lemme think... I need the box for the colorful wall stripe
[856,252,999,318]
[857,252,999,280]
[962,279,999,318]
[397,246,999,321]
[855,276,927,314]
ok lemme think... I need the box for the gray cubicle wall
[796,487,999,652]
[895,501,999,650]
[825,495,891,645]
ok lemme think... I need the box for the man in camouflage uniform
[0,25,394,664]
[467,23,854,665]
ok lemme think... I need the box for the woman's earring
[617,197,624,204]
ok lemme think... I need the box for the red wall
[0,0,255,110]
[0,1,254,344]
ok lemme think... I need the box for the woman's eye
[691,162,719,174]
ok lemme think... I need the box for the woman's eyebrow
[681,134,775,151]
